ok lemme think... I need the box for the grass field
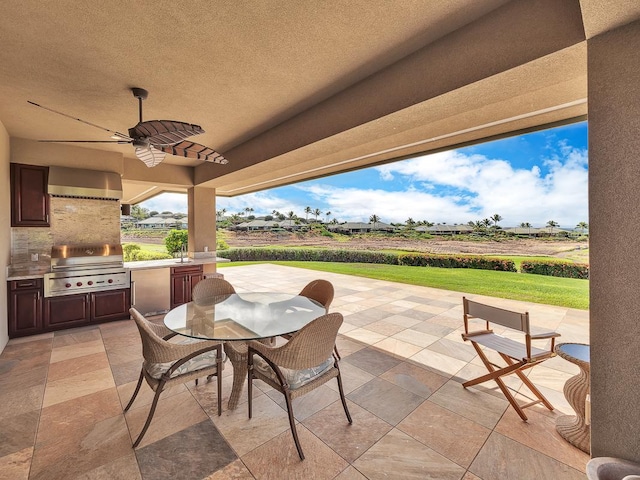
[218,260,589,310]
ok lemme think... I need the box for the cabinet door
[8,288,42,337]
[90,289,131,323]
[170,273,189,309]
[187,272,203,302]
[44,294,90,330]
[11,163,50,226]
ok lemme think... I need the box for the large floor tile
[379,361,448,398]
[342,347,402,376]
[46,351,110,382]
[0,410,39,457]
[0,446,32,480]
[469,432,586,480]
[124,390,208,449]
[304,400,392,463]
[136,420,236,480]
[74,453,142,480]
[347,377,424,425]
[42,366,115,408]
[353,428,465,480]
[29,415,132,480]
[429,380,508,429]
[397,400,490,468]
[0,384,44,421]
[37,387,122,447]
[242,425,348,480]
[266,384,340,421]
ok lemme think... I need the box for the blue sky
[141,121,588,228]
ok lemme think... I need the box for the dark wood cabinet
[170,265,202,309]
[10,163,50,227]
[90,289,131,323]
[43,294,91,330]
[8,279,43,338]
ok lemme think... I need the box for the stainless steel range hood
[48,166,123,200]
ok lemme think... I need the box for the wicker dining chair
[191,277,236,303]
[280,279,342,359]
[247,312,352,460]
[124,308,223,448]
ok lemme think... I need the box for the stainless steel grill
[44,244,131,297]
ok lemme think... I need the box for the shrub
[123,243,141,262]
[398,253,516,272]
[164,229,188,254]
[217,248,516,271]
[521,260,589,279]
[123,243,171,261]
[216,238,230,251]
[217,248,399,265]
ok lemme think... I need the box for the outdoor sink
[174,259,193,264]
[587,457,640,480]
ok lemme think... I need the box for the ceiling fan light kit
[28,87,228,168]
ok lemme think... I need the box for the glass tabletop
[556,342,590,363]
[163,292,326,341]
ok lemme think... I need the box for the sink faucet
[180,244,185,263]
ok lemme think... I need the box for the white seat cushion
[253,355,334,390]
[145,337,221,379]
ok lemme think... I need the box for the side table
[555,342,590,453]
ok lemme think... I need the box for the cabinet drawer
[170,265,203,275]
[10,278,44,290]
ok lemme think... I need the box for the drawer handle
[17,281,35,287]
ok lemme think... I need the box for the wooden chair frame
[461,297,561,421]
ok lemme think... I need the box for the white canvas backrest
[464,298,530,333]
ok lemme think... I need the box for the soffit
[0,0,508,167]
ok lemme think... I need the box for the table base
[556,414,590,453]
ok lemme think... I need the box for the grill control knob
[65,283,71,288]
[76,282,82,287]
[108,279,114,284]
[88,281,93,285]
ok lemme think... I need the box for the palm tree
[546,220,559,235]
[491,213,503,229]
[287,211,296,220]
[313,208,322,222]
[245,207,254,215]
[520,222,532,236]
[406,217,415,230]
[325,211,331,223]
[576,221,588,235]
[482,218,492,229]
[304,206,312,222]
[369,214,380,231]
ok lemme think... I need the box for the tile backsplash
[11,197,120,267]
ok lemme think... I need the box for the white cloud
[139,142,588,228]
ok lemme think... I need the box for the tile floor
[0,264,590,479]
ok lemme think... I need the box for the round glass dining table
[163,292,326,341]
[164,292,327,410]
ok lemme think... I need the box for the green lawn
[218,261,589,310]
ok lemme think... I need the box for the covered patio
[1,264,589,479]
[2,0,640,473]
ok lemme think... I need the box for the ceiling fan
[28,87,228,168]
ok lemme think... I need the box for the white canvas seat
[461,297,561,421]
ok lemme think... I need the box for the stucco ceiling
[1,0,639,203]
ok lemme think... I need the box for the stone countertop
[124,256,230,271]
[7,256,230,281]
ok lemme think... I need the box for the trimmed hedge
[217,248,398,265]
[398,253,516,272]
[521,260,589,279]
[217,248,516,271]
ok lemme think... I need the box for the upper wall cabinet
[11,163,50,227]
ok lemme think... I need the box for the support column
[187,186,216,258]
[588,19,640,461]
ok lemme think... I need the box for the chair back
[299,279,334,311]
[192,278,236,303]
[130,308,175,364]
[278,312,343,370]
[463,297,530,334]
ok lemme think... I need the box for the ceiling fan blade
[129,120,204,146]
[135,145,166,168]
[37,140,131,144]
[27,101,132,141]
[157,141,228,164]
